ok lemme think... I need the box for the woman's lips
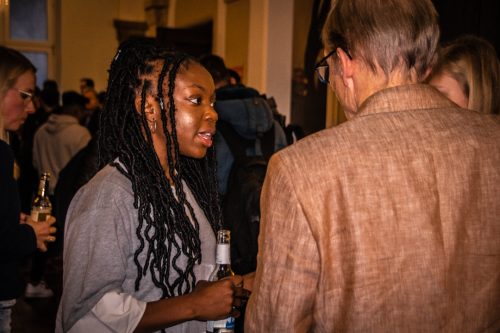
[197,132,214,147]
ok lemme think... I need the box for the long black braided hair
[99,38,221,298]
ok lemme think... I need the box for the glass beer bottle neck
[37,177,49,196]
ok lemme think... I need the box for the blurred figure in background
[79,77,99,111]
[227,68,242,86]
[79,78,100,128]
[199,54,287,196]
[33,91,91,196]
[28,91,90,298]
[428,35,500,114]
[85,90,105,136]
[39,80,60,120]
[53,90,105,254]
[0,46,56,333]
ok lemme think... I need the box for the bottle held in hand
[31,172,52,222]
[207,229,235,333]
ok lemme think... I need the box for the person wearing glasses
[0,46,57,332]
[245,0,500,332]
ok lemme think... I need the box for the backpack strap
[217,120,253,160]
[259,123,275,162]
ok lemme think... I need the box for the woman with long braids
[57,39,246,332]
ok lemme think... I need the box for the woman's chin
[180,150,208,160]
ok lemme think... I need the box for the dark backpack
[217,120,275,275]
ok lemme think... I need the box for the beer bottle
[207,229,235,333]
[31,172,52,222]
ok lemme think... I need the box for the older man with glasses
[245,0,500,332]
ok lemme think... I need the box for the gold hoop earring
[149,118,157,133]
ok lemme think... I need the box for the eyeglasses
[314,35,353,85]
[314,49,337,84]
[16,89,34,105]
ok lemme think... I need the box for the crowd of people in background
[1,0,500,331]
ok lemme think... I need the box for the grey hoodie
[33,113,91,194]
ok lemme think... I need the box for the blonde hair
[0,46,36,141]
[0,103,5,142]
[429,35,500,114]
[322,0,439,81]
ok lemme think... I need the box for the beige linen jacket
[245,84,500,332]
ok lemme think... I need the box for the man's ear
[337,48,354,87]
[422,66,433,82]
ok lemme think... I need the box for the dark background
[433,0,500,55]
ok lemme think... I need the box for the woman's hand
[26,215,57,252]
[187,275,244,321]
[135,275,245,333]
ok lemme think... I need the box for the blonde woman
[429,35,500,114]
[0,46,56,332]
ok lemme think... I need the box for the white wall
[224,0,249,79]
[266,0,293,123]
[248,0,293,123]
[59,0,145,93]
[174,0,216,27]
[247,0,267,92]
[119,0,145,22]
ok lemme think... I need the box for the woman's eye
[188,97,202,105]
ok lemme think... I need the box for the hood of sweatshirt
[215,85,274,140]
[43,113,80,134]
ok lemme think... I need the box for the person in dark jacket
[199,54,288,195]
[0,46,56,332]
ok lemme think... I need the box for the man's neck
[355,67,419,110]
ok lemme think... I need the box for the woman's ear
[135,94,159,133]
[134,94,155,114]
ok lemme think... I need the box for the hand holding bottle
[26,172,57,251]
[187,275,243,321]
[26,215,57,252]
[31,172,52,222]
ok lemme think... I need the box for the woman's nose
[25,99,36,114]
[205,106,218,123]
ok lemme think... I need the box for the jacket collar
[356,84,457,118]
